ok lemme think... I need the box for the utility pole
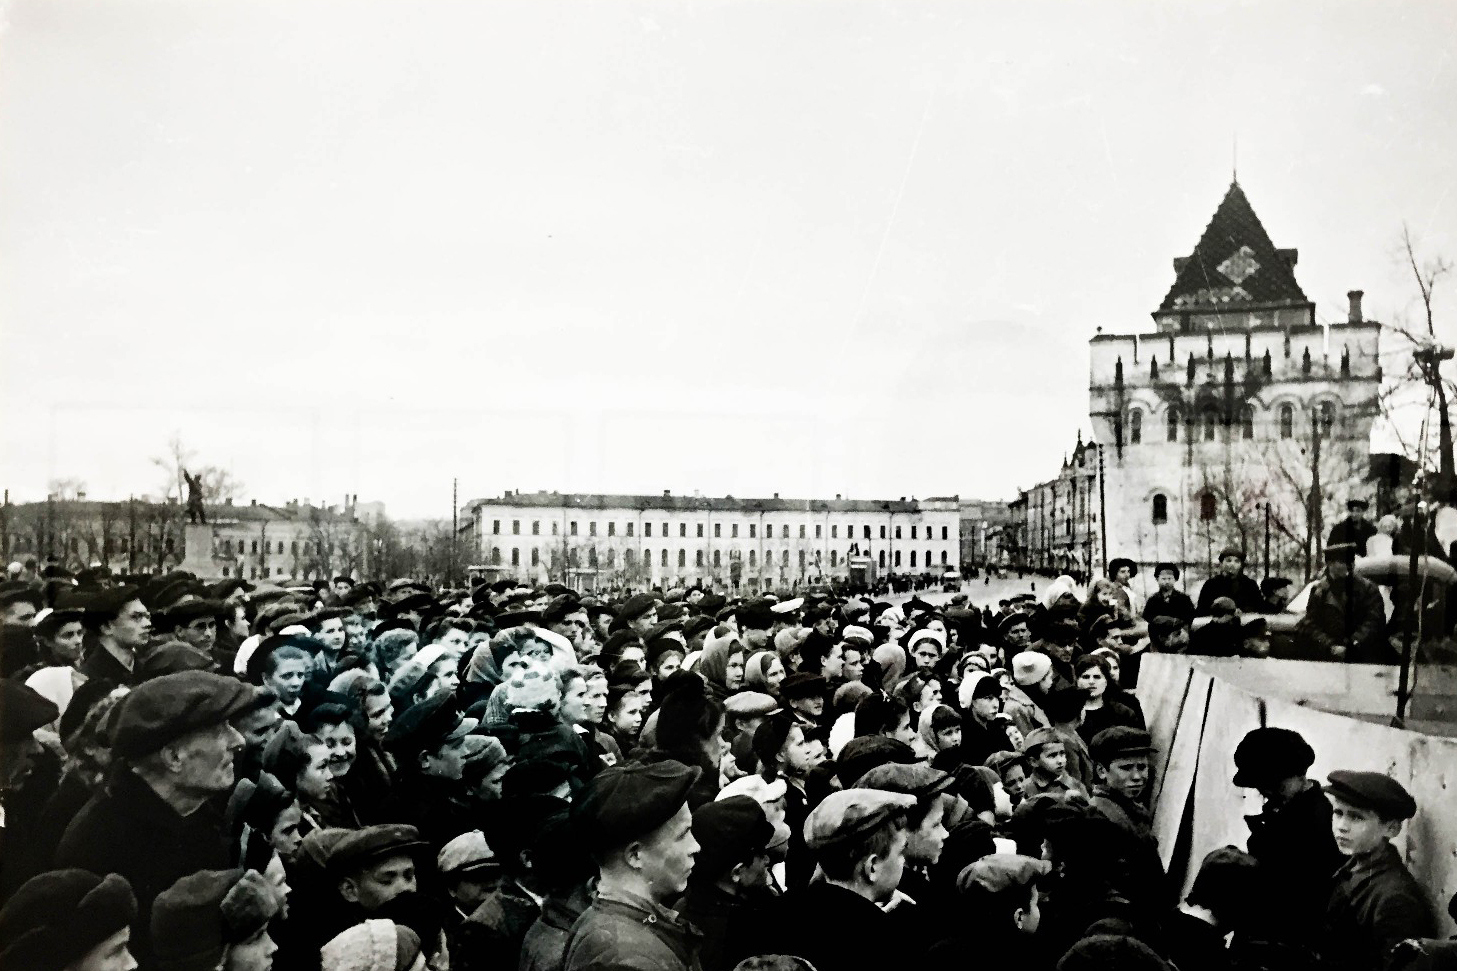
[1307,413,1324,582]
[1395,500,1425,723]
[1263,501,1271,580]
[450,477,459,588]
[1097,445,1108,573]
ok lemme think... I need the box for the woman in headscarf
[742,650,786,696]
[693,625,746,702]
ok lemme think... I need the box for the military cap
[386,694,478,755]
[1019,727,1064,756]
[576,760,700,851]
[617,594,657,622]
[436,830,499,876]
[804,788,917,851]
[778,672,828,700]
[854,762,956,803]
[137,641,216,680]
[1089,727,1153,766]
[1324,770,1417,820]
[151,869,280,971]
[835,735,917,787]
[725,691,780,718]
[1232,727,1315,788]
[327,824,429,875]
[0,870,137,971]
[0,679,60,744]
[692,796,774,877]
[956,853,1050,895]
[112,671,262,759]
[840,625,875,647]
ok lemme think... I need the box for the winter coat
[520,883,593,971]
[1296,573,1388,662]
[1196,573,1264,616]
[1243,781,1343,950]
[1142,590,1196,625]
[564,887,703,971]
[1322,842,1435,971]
[766,882,897,971]
[679,881,778,971]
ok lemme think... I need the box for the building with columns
[464,491,961,592]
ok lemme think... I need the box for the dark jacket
[377,773,476,848]
[1076,699,1141,747]
[958,710,1020,765]
[1143,589,1196,625]
[450,880,542,971]
[768,882,897,971]
[1196,573,1264,616]
[1322,842,1435,971]
[679,881,778,971]
[564,887,703,971]
[1243,781,1343,949]
[54,766,228,958]
[520,883,593,971]
[1296,573,1388,662]
[79,643,137,687]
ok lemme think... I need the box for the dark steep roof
[1157,181,1309,314]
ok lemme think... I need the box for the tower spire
[1232,132,1238,184]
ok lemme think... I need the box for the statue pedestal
[180,523,221,579]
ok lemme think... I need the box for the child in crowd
[1019,727,1088,799]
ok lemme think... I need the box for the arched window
[1199,491,1216,521]
[941,550,949,564]
[677,549,686,567]
[626,549,637,567]
[510,548,520,566]
[1166,407,1180,442]
[642,547,651,568]
[531,548,540,566]
[1319,401,1336,438]
[781,549,790,567]
[589,548,599,568]
[1151,494,1168,524]
[830,550,838,568]
[894,550,902,567]
[1241,405,1255,440]
[606,549,616,568]
[712,549,721,567]
[1279,404,1294,439]
[1202,409,1217,441]
[1129,408,1142,444]
[926,549,932,568]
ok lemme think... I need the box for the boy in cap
[0,869,138,971]
[55,672,259,952]
[1087,727,1155,842]
[1142,563,1195,626]
[378,693,479,845]
[680,796,778,971]
[1196,548,1263,616]
[768,788,916,971]
[926,855,1050,964]
[1320,770,1434,971]
[564,761,704,971]
[1020,727,1088,800]
[79,585,151,686]
[1231,726,1342,952]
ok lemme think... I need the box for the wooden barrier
[1141,654,1457,934]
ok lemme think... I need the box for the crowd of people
[0,547,1450,971]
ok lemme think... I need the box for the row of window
[1147,491,1223,524]
[493,518,950,541]
[1128,401,1338,443]
[489,546,952,570]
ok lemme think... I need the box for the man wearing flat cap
[1296,543,1388,662]
[852,762,956,934]
[56,671,259,957]
[614,594,659,639]
[0,679,61,898]
[767,788,916,971]
[321,822,429,954]
[0,583,43,626]
[680,796,777,971]
[1231,726,1342,952]
[1320,770,1434,971]
[0,869,138,971]
[79,585,152,687]
[778,672,828,731]
[378,693,479,846]
[564,760,704,971]
[1196,548,1264,617]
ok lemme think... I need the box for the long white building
[464,491,960,592]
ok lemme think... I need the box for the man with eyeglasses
[80,586,153,686]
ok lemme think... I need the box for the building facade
[1005,437,1103,576]
[464,491,961,592]
[0,496,376,582]
[1087,181,1382,584]
[959,498,1014,570]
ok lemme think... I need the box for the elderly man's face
[174,722,245,795]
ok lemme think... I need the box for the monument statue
[182,468,207,524]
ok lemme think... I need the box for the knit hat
[151,869,281,971]
[0,870,136,971]
[1011,652,1052,687]
[321,919,422,971]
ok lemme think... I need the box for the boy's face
[1034,743,1066,777]
[842,648,864,682]
[866,824,909,904]
[911,642,940,673]
[1330,797,1400,857]
[1003,764,1027,799]
[1220,555,1244,576]
[906,796,949,866]
[1097,755,1149,800]
[1157,571,1176,592]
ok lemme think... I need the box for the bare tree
[1379,226,1455,483]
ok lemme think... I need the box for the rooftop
[467,490,960,515]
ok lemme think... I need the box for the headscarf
[872,644,906,692]
[918,702,960,752]
[742,651,779,692]
[695,626,742,691]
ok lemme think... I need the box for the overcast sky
[3,0,1454,519]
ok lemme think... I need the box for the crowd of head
[0,563,1448,971]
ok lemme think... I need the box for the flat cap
[617,594,657,622]
[724,691,780,717]
[1324,770,1417,821]
[1217,547,1246,562]
[778,672,827,700]
[327,824,429,875]
[112,671,262,759]
[436,830,499,876]
[1089,727,1153,766]
[386,693,477,756]
[576,759,700,851]
[804,788,916,851]
[770,597,804,615]
[836,734,918,787]
[854,762,956,802]
[1,679,60,743]
[137,641,216,681]
[0,870,137,971]
[1232,727,1315,788]
[151,869,280,971]
[957,853,1050,894]
[692,796,774,877]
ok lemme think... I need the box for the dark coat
[1296,573,1388,662]
[1322,842,1435,971]
[958,710,1020,765]
[79,643,137,687]
[767,882,897,971]
[1076,699,1141,747]
[449,880,542,971]
[1143,589,1196,625]
[1243,781,1343,950]
[679,881,778,971]
[54,766,228,958]
[376,772,476,848]
[1196,573,1264,616]
[520,883,593,971]
[564,887,703,971]
[1159,908,1234,971]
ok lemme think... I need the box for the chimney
[1347,290,1364,324]
[76,491,86,500]
[663,490,671,497]
[773,492,779,499]
[835,494,842,500]
[250,499,257,506]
